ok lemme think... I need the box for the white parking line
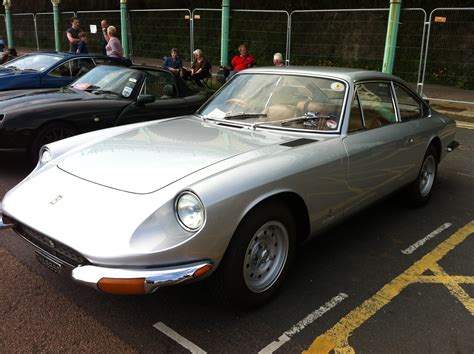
[258,293,348,354]
[401,222,452,255]
[153,322,207,354]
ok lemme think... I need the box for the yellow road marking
[304,220,474,354]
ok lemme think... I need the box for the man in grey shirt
[66,16,82,53]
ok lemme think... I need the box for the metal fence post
[52,1,61,51]
[189,12,194,63]
[3,0,14,48]
[33,14,39,50]
[221,0,231,66]
[287,12,293,65]
[382,0,402,74]
[120,0,129,58]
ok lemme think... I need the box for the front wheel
[210,201,296,308]
[407,145,438,206]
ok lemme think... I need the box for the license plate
[35,251,62,274]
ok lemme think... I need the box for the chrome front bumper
[72,261,213,294]
[2,209,213,294]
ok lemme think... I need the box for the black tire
[29,122,77,164]
[407,145,438,206]
[210,200,296,308]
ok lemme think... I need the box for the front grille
[10,219,89,267]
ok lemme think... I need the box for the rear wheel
[29,122,77,164]
[408,145,438,206]
[211,201,296,308]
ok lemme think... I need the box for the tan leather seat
[264,105,298,121]
[296,101,339,116]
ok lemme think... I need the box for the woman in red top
[231,44,256,71]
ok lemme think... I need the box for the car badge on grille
[50,195,63,205]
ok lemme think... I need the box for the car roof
[26,51,121,60]
[241,66,402,84]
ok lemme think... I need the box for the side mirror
[136,94,155,106]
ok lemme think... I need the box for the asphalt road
[0,127,473,353]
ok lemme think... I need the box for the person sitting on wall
[223,43,256,81]
[163,48,183,75]
[273,52,285,66]
[231,44,256,71]
[181,49,211,87]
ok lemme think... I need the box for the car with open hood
[0,67,458,307]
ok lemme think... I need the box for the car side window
[356,82,397,130]
[49,60,72,77]
[394,84,422,122]
[141,70,177,99]
[49,58,95,78]
[73,58,95,77]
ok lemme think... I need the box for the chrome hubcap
[419,155,435,197]
[243,221,289,293]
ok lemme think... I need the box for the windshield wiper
[250,113,337,129]
[82,84,101,91]
[224,112,267,120]
[91,89,121,96]
[280,113,336,126]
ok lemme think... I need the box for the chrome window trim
[354,80,398,128]
[392,81,426,121]
[390,80,402,123]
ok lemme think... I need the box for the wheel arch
[30,119,80,145]
[238,191,310,245]
[27,119,80,160]
[428,136,441,163]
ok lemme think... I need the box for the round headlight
[175,192,205,231]
[39,147,52,166]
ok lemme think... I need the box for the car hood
[58,117,293,194]
[0,88,109,112]
[0,68,38,77]
[0,68,40,82]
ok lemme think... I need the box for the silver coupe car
[0,67,458,307]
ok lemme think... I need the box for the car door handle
[405,137,415,145]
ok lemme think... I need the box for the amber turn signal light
[97,277,145,295]
[192,264,213,279]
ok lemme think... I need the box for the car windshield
[3,54,62,71]
[199,73,347,132]
[71,66,143,98]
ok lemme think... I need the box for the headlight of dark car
[175,191,205,231]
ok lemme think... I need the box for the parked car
[0,64,213,161]
[0,67,458,307]
[0,51,129,91]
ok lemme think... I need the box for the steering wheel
[225,98,250,108]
